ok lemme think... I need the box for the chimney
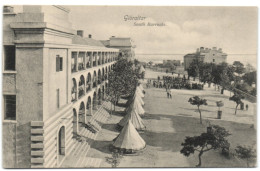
[88,34,92,38]
[77,30,84,37]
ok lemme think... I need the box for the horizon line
[135,53,257,55]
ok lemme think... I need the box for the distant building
[183,47,227,70]
[101,36,136,59]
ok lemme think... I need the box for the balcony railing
[71,64,77,73]
[92,100,98,110]
[86,83,91,92]
[98,97,102,105]
[78,86,85,99]
[93,81,97,88]
[78,63,84,71]
[86,106,92,116]
[98,78,102,84]
[86,61,91,68]
[71,88,77,102]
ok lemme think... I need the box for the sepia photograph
[1,3,258,169]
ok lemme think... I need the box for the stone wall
[2,123,17,168]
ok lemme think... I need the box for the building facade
[183,47,227,70]
[101,36,135,59]
[2,5,119,168]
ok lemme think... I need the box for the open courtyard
[86,68,256,168]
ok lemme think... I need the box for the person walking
[168,89,172,99]
[246,104,249,111]
[167,90,169,98]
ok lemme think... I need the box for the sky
[68,6,258,55]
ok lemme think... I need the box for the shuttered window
[4,45,15,71]
[56,55,60,72]
[56,55,63,72]
[4,95,16,120]
[60,57,63,71]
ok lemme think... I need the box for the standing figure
[168,89,172,98]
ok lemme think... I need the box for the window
[4,45,15,71]
[213,59,215,62]
[60,57,63,71]
[57,89,60,108]
[58,126,65,156]
[4,95,16,120]
[56,55,63,72]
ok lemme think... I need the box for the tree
[219,71,230,94]
[106,58,138,112]
[106,150,123,168]
[229,94,244,115]
[243,71,256,86]
[199,63,213,86]
[210,62,234,93]
[233,61,245,76]
[188,96,208,124]
[250,88,256,96]
[235,145,256,167]
[245,63,255,73]
[235,82,253,94]
[218,63,233,94]
[211,63,221,89]
[134,59,140,66]
[180,125,231,167]
[187,59,201,81]
[164,62,176,71]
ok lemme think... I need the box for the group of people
[147,75,204,90]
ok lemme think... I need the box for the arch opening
[71,78,77,102]
[78,75,85,99]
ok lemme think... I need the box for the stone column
[75,51,79,72]
[95,52,97,66]
[105,52,107,63]
[90,51,93,68]
[83,52,86,70]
